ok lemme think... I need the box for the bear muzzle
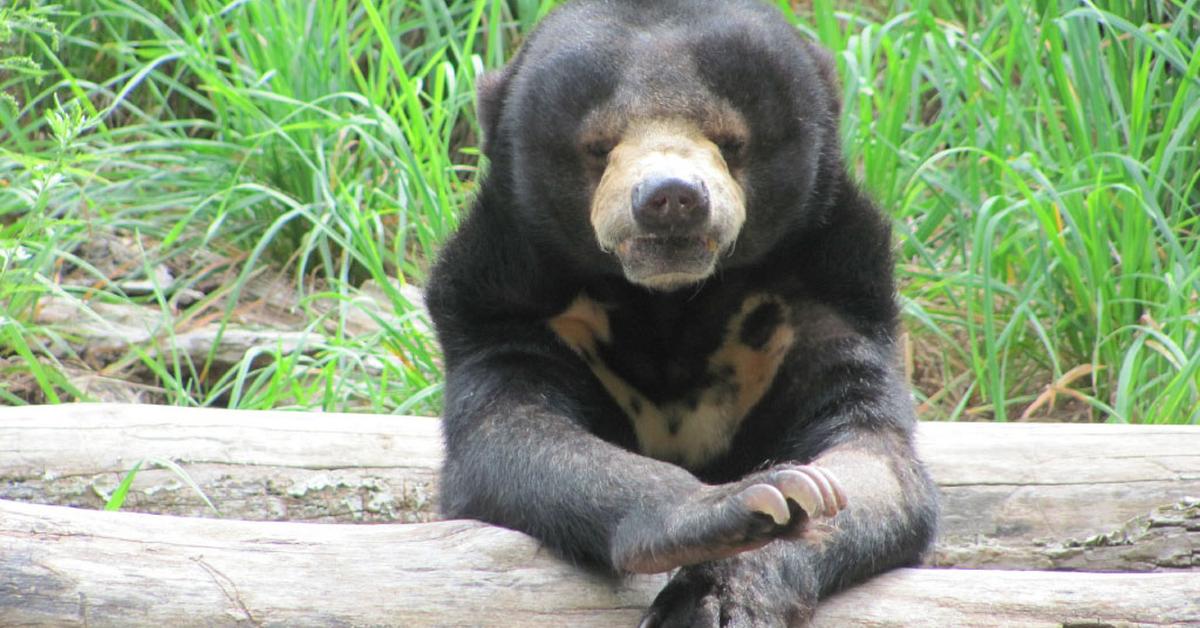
[590,120,745,291]
[615,233,721,290]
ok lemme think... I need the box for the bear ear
[476,66,513,154]
[804,41,843,120]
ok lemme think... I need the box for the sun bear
[426,0,939,624]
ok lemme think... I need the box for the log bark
[0,404,441,523]
[2,499,1197,627]
[2,404,1199,571]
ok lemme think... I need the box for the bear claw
[777,466,847,518]
[775,469,826,518]
[744,465,847,528]
[739,465,844,530]
[739,483,790,525]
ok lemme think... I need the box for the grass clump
[0,0,1196,423]
[808,0,1200,422]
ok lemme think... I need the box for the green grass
[1,0,1197,423]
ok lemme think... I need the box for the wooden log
[2,404,1198,570]
[2,499,1197,627]
[924,422,1200,571]
[0,404,441,523]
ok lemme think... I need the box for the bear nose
[631,177,710,234]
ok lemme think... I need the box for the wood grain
[2,404,1198,571]
[2,499,1197,627]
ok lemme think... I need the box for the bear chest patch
[548,293,795,469]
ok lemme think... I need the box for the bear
[426,0,940,625]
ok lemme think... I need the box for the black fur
[427,0,939,624]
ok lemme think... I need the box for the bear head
[477,0,843,292]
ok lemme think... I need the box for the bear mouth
[615,235,721,290]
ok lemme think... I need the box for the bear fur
[427,0,939,624]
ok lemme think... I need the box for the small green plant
[0,3,61,112]
[103,458,219,513]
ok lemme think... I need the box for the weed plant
[0,0,1196,422]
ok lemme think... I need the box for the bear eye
[583,140,615,160]
[717,137,747,161]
